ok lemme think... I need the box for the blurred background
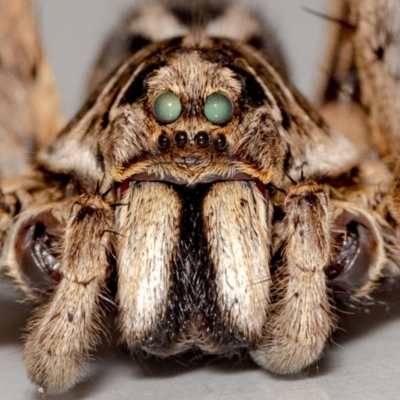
[34,0,327,118]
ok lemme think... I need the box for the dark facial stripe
[225,38,330,132]
[231,66,268,108]
[101,110,110,129]
[280,107,291,130]
[116,37,186,107]
[119,61,166,106]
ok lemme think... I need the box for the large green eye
[152,91,182,124]
[204,92,234,125]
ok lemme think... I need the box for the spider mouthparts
[255,180,268,198]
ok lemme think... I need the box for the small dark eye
[214,134,228,151]
[204,92,234,125]
[195,131,210,148]
[152,91,182,124]
[174,131,188,148]
[157,132,170,150]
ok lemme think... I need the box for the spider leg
[251,181,335,373]
[349,0,400,157]
[0,0,63,178]
[23,194,114,394]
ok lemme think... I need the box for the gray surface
[2,281,400,400]
[1,0,400,399]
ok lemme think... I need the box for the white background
[1,1,400,399]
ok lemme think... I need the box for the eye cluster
[152,91,234,125]
[152,90,233,153]
[156,130,227,152]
